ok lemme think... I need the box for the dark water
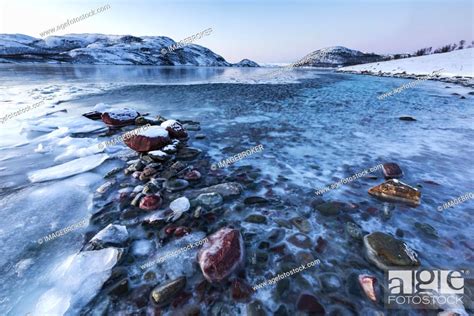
[0,65,473,315]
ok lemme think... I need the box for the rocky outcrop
[233,59,260,67]
[295,46,387,68]
[0,33,232,66]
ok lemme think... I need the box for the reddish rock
[358,274,377,302]
[197,228,244,283]
[382,163,403,179]
[161,119,188,139]
[183,170,202,181]
[296,294,325,314]
[174,226,191,237]
[165,226,177,235]
[231,279,253,301]
[139,194,162,211]
[124,126,170,153]
[101,108,139,126]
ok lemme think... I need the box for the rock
[231,279,253,301]
[244,196,268,205]
[96,181,115,194]
[85,224,128,250]
[83,111,102,120]
[274,305,288,316]
[189,182,242,199]
[296,294,325,314]
[150,276,186,307]
[414,222,438,238]
[290,217,311,233]
[183,169,201,181]
[174,226,191,237]
[382,163,403,179]
[164,179,189,192]
[274,219,292,229]
[160,119,188,139]
[148,150,171,161]
[288,233,313,249]
[320,273,342,292]
[195,134,206,139]
[368,179,421,205]
[195,192,224,209]
[247,300,267,316]
[314,202,343,216]
[176,147,202,160]
[197,228,244,282]
[139,194,162,211]
[358,274,377,302]
[399,116,417,121]
[170,197,190,214]
[245,214,267,224]
[123,126,170,152]
[345,222,363,240]
[131,193,144,207]
[364,232,420,270]
[101,108,139,126]
[142,181,160,194]
[315,236,327,253]
[161,144,177,154]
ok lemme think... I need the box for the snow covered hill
[340,48,473,79]
[294,46,387,67]
[0,33,257,67]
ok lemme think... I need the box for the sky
[0,0,472,63]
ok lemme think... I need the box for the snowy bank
[339,48,473,86]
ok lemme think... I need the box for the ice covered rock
[28,154,109,182]
[188,182,242,199]
[160,119,188,139]
[197,228,244,282]
[170,197,191,214]
[101,108,139,127]
[124,126,170,152]
[85,224,128,250]
[364,232,420,271]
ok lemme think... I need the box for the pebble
[164,179,189,192]
[345,222,363,240]
[290,217,311,233]
[296,294,325,314]
[150,277,186,307]
[382,162,403,179]
[288,233,313,249]
[244,196,269,205]
[195,192,224,208]
[169,197,191,213]
[364,232,420,270]
[247,300,267,316]
[245,214,267,224]
[139,194,162,211]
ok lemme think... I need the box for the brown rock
[368,179,421,205]
[101,108,139,126]
[124,126,170,152]
[150,277,186,307]
[231,279,253,301]
[139,194,162,211]
[161,119,188,139]
[382,163,403,179]
[288,233,312,249]
[197,228,244,283]
[296,294,325,314]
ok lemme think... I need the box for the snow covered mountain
[0,33,257,67]
[295,46,387,67]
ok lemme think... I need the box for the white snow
[138,126,169,138]
[105,108,139,121]
[160,119,179,129]
[28,154,109,182]
[340,48,474,78]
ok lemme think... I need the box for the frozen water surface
[0,64,473,315]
